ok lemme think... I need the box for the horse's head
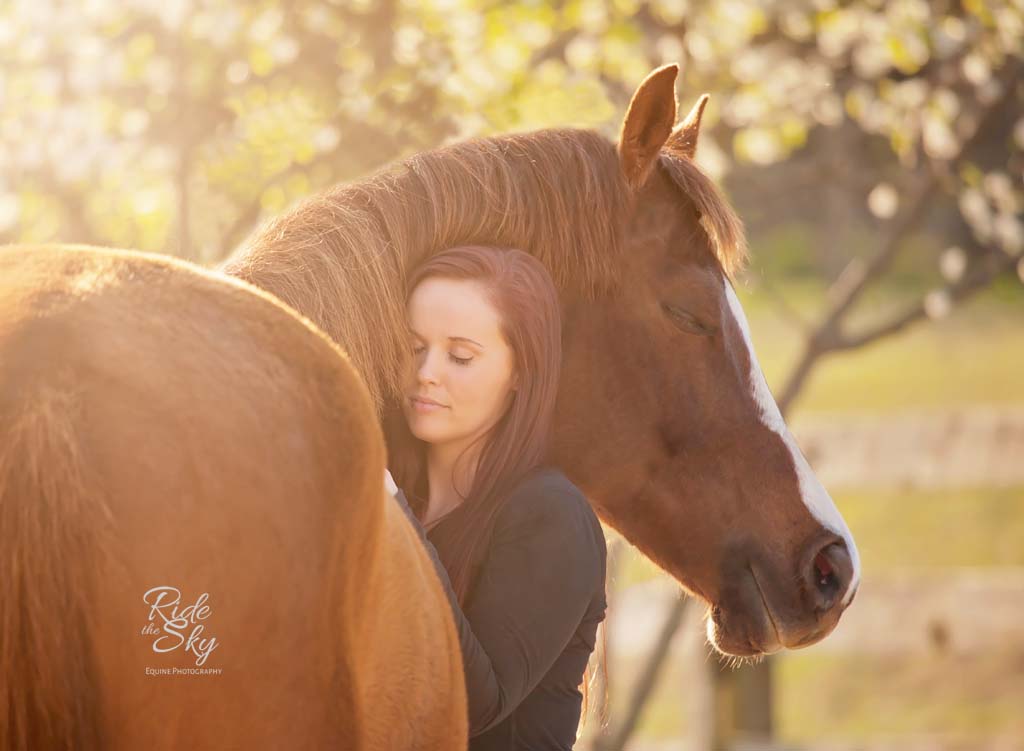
[552,65,860,657]
[225,62,859,657]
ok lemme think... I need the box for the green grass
[734,281,1024,414]
[775,652,1024,743]
[599,624,1024,745]
[838,486,1024,569]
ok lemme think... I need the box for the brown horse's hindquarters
[0,244,467,750]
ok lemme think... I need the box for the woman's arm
[388,474,605,737]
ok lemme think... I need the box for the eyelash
[412,345,473,366]
[661,303,715,337]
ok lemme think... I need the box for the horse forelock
[658,151,749,280]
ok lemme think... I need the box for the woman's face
[403,277,518,452]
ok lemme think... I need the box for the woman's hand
[386,469,425,532]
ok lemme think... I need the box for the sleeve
[390,480,603,737]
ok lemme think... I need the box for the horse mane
[659,150,749,278]
[220,127,747,417]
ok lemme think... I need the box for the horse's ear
[666,93,710,160]
[618,64,679,191]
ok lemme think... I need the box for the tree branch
[832,247,1021,351]
[776,58,1022,413]
[595,593,689,751]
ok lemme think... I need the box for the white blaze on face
[723,280,861,606]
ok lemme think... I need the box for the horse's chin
[704,562,850,657]
[705,609,783,658]
[704,569,785,658]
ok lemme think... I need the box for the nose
[416,349,439,385]
[803,540,855,615]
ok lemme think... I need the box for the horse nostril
[814,548,835,584]
[813,549,839,598]
[807,542,852,613]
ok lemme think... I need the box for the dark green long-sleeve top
[392,466,607,750]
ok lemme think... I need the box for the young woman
[384,245,607,750]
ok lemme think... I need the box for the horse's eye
[661,303,715,337]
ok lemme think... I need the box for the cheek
[448,367,484,403]
[454,365,508,410]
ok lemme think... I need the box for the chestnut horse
[224,63,860,657]
[1,63,859,750]
[0,246,466,750]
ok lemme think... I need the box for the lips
[410,396,447,408]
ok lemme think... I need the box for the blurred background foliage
[3,1,1022,749]
[2,0,1021,274]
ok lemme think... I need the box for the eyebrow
[410,330,485,348]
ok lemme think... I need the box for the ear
[665,93,710,160]
[618,63,679,191]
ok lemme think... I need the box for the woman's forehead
[408,277,503,341]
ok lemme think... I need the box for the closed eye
[412,344,473,366]
[661,303,716,337]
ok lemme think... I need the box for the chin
[404,414,445,444]
[411,427,442,444]
[705,608,783,658]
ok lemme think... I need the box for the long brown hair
[389,244,610,735]
[389,244,561,604]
